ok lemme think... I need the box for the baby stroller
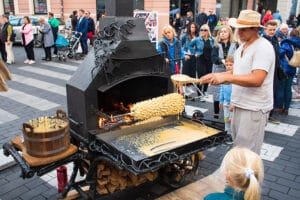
[55,35,70,62]
[67,31,82,60]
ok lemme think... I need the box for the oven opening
[97,76,169,129]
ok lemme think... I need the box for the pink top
[20,23,34,46]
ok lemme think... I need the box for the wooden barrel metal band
[23,130,69,142]
[26,145,69,157]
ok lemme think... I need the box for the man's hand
[209,73,229,85]
[199,73,214,84]
[199,73,229,85]
[165,58,169,64]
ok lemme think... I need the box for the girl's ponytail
[244,169,261,200]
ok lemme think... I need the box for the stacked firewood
[96,161,158,194]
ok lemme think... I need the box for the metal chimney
[105,0,134,17]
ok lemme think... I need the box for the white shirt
[231,37,275,112]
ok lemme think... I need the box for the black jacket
[262,34,286,81]
[1,22,14,43]
[87,18,95,34]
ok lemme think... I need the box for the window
[33,0,48,14]
[96,0,105,20]
[3,0,14,14]
[134,0,144,10]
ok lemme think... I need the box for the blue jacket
[280,37,300,75]
[219,84,232,104]
[272,12,282,23]
[157,37,184,74]
[204,186,244,200]
[76,16,88,41]
[190,36,214,56]
[181,33,196,55]
[275,30,288,42]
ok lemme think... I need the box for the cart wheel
[161,154,199,188]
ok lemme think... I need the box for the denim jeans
[275,74,294,110]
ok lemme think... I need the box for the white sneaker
[28,60,36,64]
[24,59,30,64]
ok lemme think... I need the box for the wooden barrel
[23,110,70,157]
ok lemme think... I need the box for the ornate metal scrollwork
[92,20,136,80]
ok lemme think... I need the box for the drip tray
[95,116,221,161]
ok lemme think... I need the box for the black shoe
[45,58,52,61]
[213,114,219,119]
[225,135,233,145]
[42,57,46,60]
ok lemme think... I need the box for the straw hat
[228,10,264,28]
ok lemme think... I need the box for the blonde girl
[204,147,264,200]
[209,25,238,119]
[157,25,185,74]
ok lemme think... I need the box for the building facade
[0,0,299,39]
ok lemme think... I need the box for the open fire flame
[98,102,134,129]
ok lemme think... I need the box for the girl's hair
[161,25,176,38]
[24,16,30,23]
[200,24,211,38]
[214,25,235,46]
[221,147,264,200]
[225,55,234,63]
[187,22,199,40]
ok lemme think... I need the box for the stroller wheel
[67,53,73,58]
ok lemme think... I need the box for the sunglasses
[200,29,208,32]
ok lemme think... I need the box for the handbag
[285,46,300,67]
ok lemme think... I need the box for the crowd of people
[0,9,96,64]
[161,9,300,200]
[159,8,300,124]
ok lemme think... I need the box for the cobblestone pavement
[0,47,299,199]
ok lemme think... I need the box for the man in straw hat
[200,10,275,154]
